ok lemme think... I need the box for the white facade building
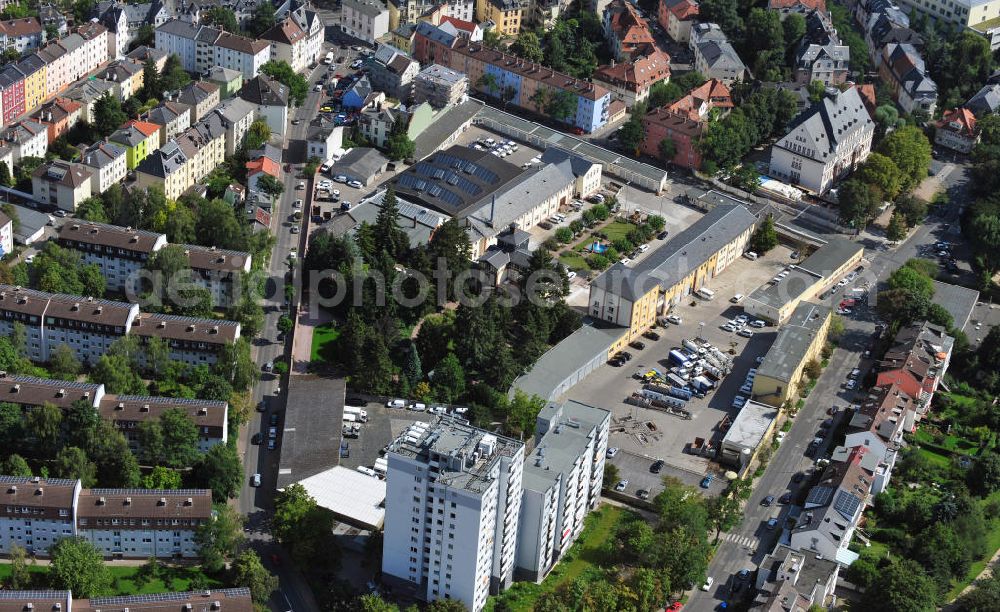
[383,418,525,611]
[768,86,874,194]
[155,20,271,79]
[292,5,326,67]
[81,141,128,194]
[342,0,391,44]
[0,475,80,557]
[3,119,48,162]
[57,221,167,294]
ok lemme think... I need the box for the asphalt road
[232,43,367,612]
[683,161,972,610]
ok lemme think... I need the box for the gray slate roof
[775,87,873,161]
[965,84,1000,117]
[338,147,389,179]
[756,302,831,383]
[136,139,187,178]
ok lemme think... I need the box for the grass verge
[310,322,340,364]
[0,564,222,596]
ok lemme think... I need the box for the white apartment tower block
[382,418,525,611]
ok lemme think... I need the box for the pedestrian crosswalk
[721,532,757,547]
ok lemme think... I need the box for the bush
[612,238,634,253]
[587,254,610,270]
[542,237,560,251]
[555,227,574,243]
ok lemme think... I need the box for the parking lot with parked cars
[570,246,800,499]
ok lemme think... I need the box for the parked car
[650,459,665,473]
[766,517,779,530]
[657,230,669,240]
[637,489,650,500]
[614,479,629,492]
[737,329,754,338]
[700,474,714,488]
[267,438,276,451]
[251,473,261,487]
[607,447,619,458]
[251,433,262,445]
[700,577,714,591]
[643,331,660,341]
[793,472,805,483]
[666,314,682,324]
[630,340,646,350]
[761,495,775,506]
[750,320,766,328]
[731,293,745,303]
[348,179,363,188]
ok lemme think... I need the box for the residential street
[683,160,972,610]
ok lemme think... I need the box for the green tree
[195,503,245,572]
[50,537,112,597]
[511,31,544,62]
[233,550,279,608]
[374,187,409,260]
[49,343,82,380]
[89,420,141,487]
[273,483,338,569]
[1,454,31,477]
[27,403,63,454]
[0,160,12,187]
[159,54,191,92]
[193,443,242,502]
[617,106,646,154]
[838,179,882,229]
[431,352,466,403]
[205,6,240,32]
[6,542,30,589]
[886,212,908,241]
[93,93,127,137]
[156,408,200,468]
[386,127,415,161]
[248,0,276,37]
[54,446,97,487]
[750,215,779,253]
[260,60,307,106]
[861,558,937,612]
[140,58,160,102]
[706,494,742,543]
[971,452,1000,495]
[76,196,109,222]
[699,0,742,39]
[658,138,676,163]
[856,153,904,200]
[878,125,932,191]
[245,119,272,150]
[214,338,258,391]
[91,354,146,394]
[142,466,182,489]
[403,343,422,386]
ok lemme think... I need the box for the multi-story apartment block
[135,139,190,200]
[0,64,26,125]
[127,45,169,73]
[80,140,128,194]
[129,313,241,367]
[387,0,436,32]
[239,75,288,136]
[39,5,69,39]
[77,22,110,74]
[99,394,229,454]
[291,4,325,67]
[603,0,656,61]
[658,0,699,43]
[178,113,227,185]
[0,17,44,55]
[413,22,612,132]
[413,63,469,109]
[516,401,609,582]
[794,10,850,85]
[261,16,309,74]
[181,244,252,308]
[76,488,210,558]
[879,42,937,115]
[36,40,68,98]
[840,382,912,494]
[212,97,257,157]
[176,80,221,124]
[0,285,138,364]
[768,86,874,194]
[342,0,391,44]
[15,54,46,112]
[875,321,954,424]
[57,221,167,294]
[588,201,756,353]
[109,119,162,169]
[96,4,129,59]
[31,160,93,212]
[99,58,144,101]
[539,147,602,198]
[593,50,671,109]
[476,0,523,36]
[95,0,171,59]
[0,475,80,556]
[31,97,82,145]
[0,375,105,413]
[690,23,748,84]
[366,44,421,100]
[3,119,48,162]
[383,418,525,611]
[142,100,193,144]
[154,20,271,79]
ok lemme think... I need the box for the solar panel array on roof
[0,591,67,601]
[833,490,862,519]
[805,485,834,507]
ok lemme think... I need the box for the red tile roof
[768,0,826,11]
[0,17,42,37]
[666,78,732,120]
[664,0,699,20]
[607,0,655,48]
[440,15,478,34]
[936,107,978,138]
[128,119,161,137]
[593,51,671,91]
[246,156,280,177]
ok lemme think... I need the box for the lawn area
[572,221,638,252]
[485,505,623,612]
[917,446,952,468]
[913,427,979,454]
[0,563,223,596]
[559,251,589,271]
[945,493,1000,600]
[310,322,340,364]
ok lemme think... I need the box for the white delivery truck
[343,405,368,422]
[374,457,388,476]
[324,51,334,64]
[696,287,715,300]
[342,413,358,423]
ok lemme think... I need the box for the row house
[30,97,83,144]
[788,447,873,566]
[875,321,954,425]
[36,39,68,99]
[260,15,310,74]
[95,0,171,59]
[768,0,826,15]
[291,4,326,67]
[342,0,391,43]
[60,79,116,124]
[96,3,129,59]
[31,160,92,211]
[109,119,162,169]
[934,106,979,153]
[0,285,136,364]
[76,488,210,559]
[413,22,612,132]
[99,58,144,101]
[0,375,105,413]
[238,75,288,136]
[181,244,253,308]
[839,382,913,494]
[136,139,190,200]
[57,220,167,294]
[0,17,43,55]
[603,0,656,61]
[15,54,47,112]
[142,100,192,144]
[100,394,228,454]
[366,44,421,100]
[640,78,732,169]
[77,23,111,81]
[129,312,241,367]
[657,0,698,43]
[768,86,874,194]
[879,42,937,115]
[3,119,48,162]
[0,64,26,125]
[127,45,169,73]
[690,23,748,84]
[154,20,271,80]
[80,140,128,194]
[211,96,257,157]
[794,10,850,86]
[178,113,228,186]
[593,50,671,109]
[176,80,221,124]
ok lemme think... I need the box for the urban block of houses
[768,86,874,194]
[291,4,326,67]
[109,119,162,170]
[127,45,169,72]
[239,75,289,136]
[934,106,979,153]
[794,10,850,86]
[476,0,523,37]
[206,66,244,99]
[837,381,913,494]
[32,160,92,212]
[413,63,469,109]
[0,17,44,55]
[61,79,117,124]
[413,22,612,132]
[94,0,171,59]
[176,80,222,124]
[768,0,826,16]
[141,100,193,144]
[260,15,311,74]
[80,140,128,194]
[341,0,392,44]
[753,544,839,610]
[689,22,748,84]
[135,139,191,200]
[879,42,937,115]
[0,474,210,558]
[657,0,699,43]
[640,78,732,169]
[365,44,421,100]
[154,20,271,79]
[2,119,48,162]
[99,58,144,101]
[593,50,672,109]
[603,0,656,61]
[875,321,954,425]
[30,97,83,145]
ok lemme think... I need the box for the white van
[638,243,650,253]
[356,466,378,478]
[731,293,745,303]
[321,160,334,173]
[696,287,715,300]
[387,398,406,408]
[344,405,368,422]
[744,251,758,260]
[342,413,357,423]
